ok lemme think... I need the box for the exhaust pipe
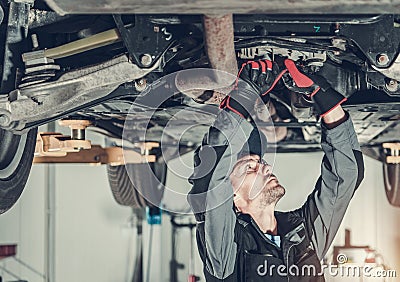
[176,14,238,103]
[203,14,238,81]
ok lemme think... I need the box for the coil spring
[18,61,60,89]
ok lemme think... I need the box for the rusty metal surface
[44,0,400,15]
[176,15,237,103]
[204,14,238,80]
[175,69,234,102]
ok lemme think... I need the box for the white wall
[163,151,400,281]
[54,164,134,282]
[1,146,399,282]
[0,130,134,282]
[274,153,400,280]
[0,165,46,282]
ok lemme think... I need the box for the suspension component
[35,132,92,157]
[19,55,60,89]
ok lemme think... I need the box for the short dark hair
[238,128,268,159]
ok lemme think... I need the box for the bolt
[377,53,389,66]
[0,114,10,126]
[140,54,152,67]
[154,26,160,33]
[386,79,398,92]
[135,78,147,92]
[71,128,85,140]
[31,34,39,50]
[331,38,346,51]
[335,23,340,32]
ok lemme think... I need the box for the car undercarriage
[0,0,399,212]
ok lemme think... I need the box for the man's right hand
[220,60,287,119]
[236,60,287,102]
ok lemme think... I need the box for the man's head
[230,154,285,213]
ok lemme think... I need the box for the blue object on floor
[146,206,162,225]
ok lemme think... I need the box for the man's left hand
[282,59,347,118]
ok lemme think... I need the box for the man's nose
[260,163,272,175]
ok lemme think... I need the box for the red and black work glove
[220,60,287,119]
[282,59,347,117]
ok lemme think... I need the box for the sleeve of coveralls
[187,110,253,279]
[297,112,364,260]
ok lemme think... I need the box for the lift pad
[383,142,400,164]
[35,132,92,157]
[33,132,157,165]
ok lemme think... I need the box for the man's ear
[233,194,245,212]
[233,203,241,213]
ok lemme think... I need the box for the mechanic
[187,59,365,281]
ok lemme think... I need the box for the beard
[259,183,285,208]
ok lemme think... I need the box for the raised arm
[187,60,279,279]
[282,60,365,260]
[299,107,364,259]
[188,110,253,279]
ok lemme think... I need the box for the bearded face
[230,155,285,212]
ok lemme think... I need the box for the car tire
[107,160,167,208]
[0,128,37,214]
[383,162,400,207]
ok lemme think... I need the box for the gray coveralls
[188,110,364,281]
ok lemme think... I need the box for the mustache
[266,175,277,184]
[248,175,280,200]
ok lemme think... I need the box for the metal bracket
[383,142,400,164]
[113,15,174,68]
[34,132,157,165]
[371,52,400,94]
[338,15,400,69]
[35,132,92,157]
[34,145,156,165]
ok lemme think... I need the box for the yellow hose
[44,28,121,59]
